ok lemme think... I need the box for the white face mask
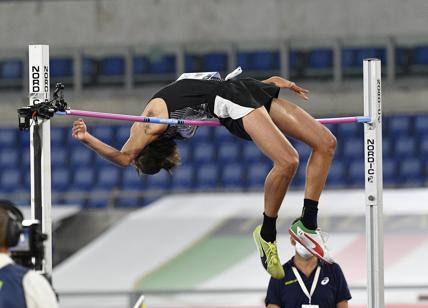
[295,242,313,259]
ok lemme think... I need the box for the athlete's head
[133,137,181,175]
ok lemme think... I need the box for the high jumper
[69,68,337,279]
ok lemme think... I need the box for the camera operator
[0,199,58,308]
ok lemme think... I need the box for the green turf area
[135,235,254,290]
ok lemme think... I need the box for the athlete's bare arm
[262,76,309,100]
[72,98,168,167]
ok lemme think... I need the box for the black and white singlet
[151,77,280,140]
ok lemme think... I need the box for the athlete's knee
[276,150,299,176]
[317,128,337,157]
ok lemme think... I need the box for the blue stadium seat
[150,55,176,74]
[0,128,17,148]
[86,197,110,208]
[293,142,312,161]
[236,52,252,70]
[237,50,280,71]
[246,162,271,189]
[116,196,143,208]
[343,138,364,161]
[51,148,68,168]
[324,123,337,136]
[203,53,228,72]
[336,122,363,139]
[242,142,265,163]
[19,130,30,148]
[383,157,398,187]
[1,60,22,79]
[62,196,87,207]
[420,135,428,157]
[50,58,73,77]
[171,165,194,191]
[21,151,30,169]
[355,48,386,65]
[218,142,241,164]
[0,148,18,168]
[388,115,412,136]
[192,126,213,143]
[82,57,97,77]
[52,167,71,192]
[342,47,386,68]
[394,138,417,159]
[92,126,116,144]
[382,138,393,159]
[308,49,333,69]
[100,56,125,76]
[395,47,408,67]
[51,127,66,148]
[221,163,244,189]
[94,154,112,167]
[115,125,131,148]
[185,54,201,72]
[398,157,423,186]
[195,164,218,190]
[145,170,171,190]
[133,56,150,75]
[290,164,305,189]
[414,114,428,136]
[414,46,428,65]
[176,142,192,164]
[0,169,21,193]
[326,160,346,187]
[193,142,216,164]
[341,48,355,68]
[122,167,144,189]
[70,147,93,167]
[22,170,30,190]
[71,168,96,191]
[214,126,236,142]
[96,167,121,190]
[142,196,159,206]
[289,50,300,71]
[252,51,280,71]
[347,160,364,187]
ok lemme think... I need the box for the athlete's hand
[263,76,309,100]
[72,119,89,141]
[288,82,309,101]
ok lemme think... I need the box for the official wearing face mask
[265,220,351,308]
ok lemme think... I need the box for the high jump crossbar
[56,109,371,126]
[27,44,384,308]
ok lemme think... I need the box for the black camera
[17,83,68,130]
[10,220,47,270]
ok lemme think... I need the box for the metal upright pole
[363,58,384,308]
[28,45,53,277]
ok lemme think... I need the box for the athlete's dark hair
[133,137,181,175]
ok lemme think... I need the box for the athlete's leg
[241,106,299,279]
[242,106,299,218]
[268,97,336,264]
[269,98,336,203]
